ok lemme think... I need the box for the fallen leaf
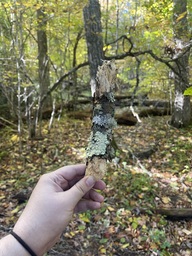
[162,196,171,204]
[182,229,191,235]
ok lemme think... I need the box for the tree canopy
[0,0,191,127]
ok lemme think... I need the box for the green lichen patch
[86,131,109,158]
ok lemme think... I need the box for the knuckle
[75,183,85,195]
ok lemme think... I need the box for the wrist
[0,234,30,256]
[13,224,45,256]
[10,231,38,256]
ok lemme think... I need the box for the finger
[50,164,86,190]
[70,177,106,190]
[54,164,86,181]
[66,176,96,207]
[83,189,104,202]
[93,180,106,191]
[74,200,101,213]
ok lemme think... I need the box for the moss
[86,131,109,158]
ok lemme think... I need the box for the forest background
[0,0,192,255]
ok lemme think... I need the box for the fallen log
[139,207,192,220]
[139,107,171,117]
[67,109,91,120]
[115,112,137,125]
[66,106,171,126]
[115,107,170,125]
[115,98,171,108]
[63,96,171,109]
[67,109,137,125]
[155,208,192,220]
[133,145,158,159]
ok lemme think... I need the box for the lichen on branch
[86,60,117,180]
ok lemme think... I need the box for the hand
[12,164,106,255]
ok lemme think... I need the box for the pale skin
[0,164,106,256]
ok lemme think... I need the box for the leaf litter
[0,114,191,255]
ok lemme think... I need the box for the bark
[83,0,112,180]
[34,7,52,137]
[155,208,192,220]
[86,61,117,180]
[115,98,170,108]
[171,0,191,128]
[115,113,137,126]
[72,29,83,103]
[83,0,104,96]
[37,8,52,110]
[140,208,192,220]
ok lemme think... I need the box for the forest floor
[0,114,192,256]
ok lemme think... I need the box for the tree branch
[40,61,89,105]
[105,34,192,85]
[40,38,192,106]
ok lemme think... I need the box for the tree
[1,0,191,130]
[37,6,52,111]
[170,0,191,127]
[83,0,104,96]
[83,1,117,180]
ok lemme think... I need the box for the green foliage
[0,0,191,104]
[0,151,9,161]
[0,0,87,89]
[149,229,171,251]
[184,86,192,96]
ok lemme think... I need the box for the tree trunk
[83,0,104,96]
[171,0,191,128]
[72,29,83,106]
[37,7,52,111]
[35,7,52,137]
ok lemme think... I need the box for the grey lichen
[86,131,109,158]
[108,116,117,128]
[105,92,115,103]
[93,115,105,126]
[93,114,117,129]
[94,104,102,112]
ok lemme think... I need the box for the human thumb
[68,176,96,205]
